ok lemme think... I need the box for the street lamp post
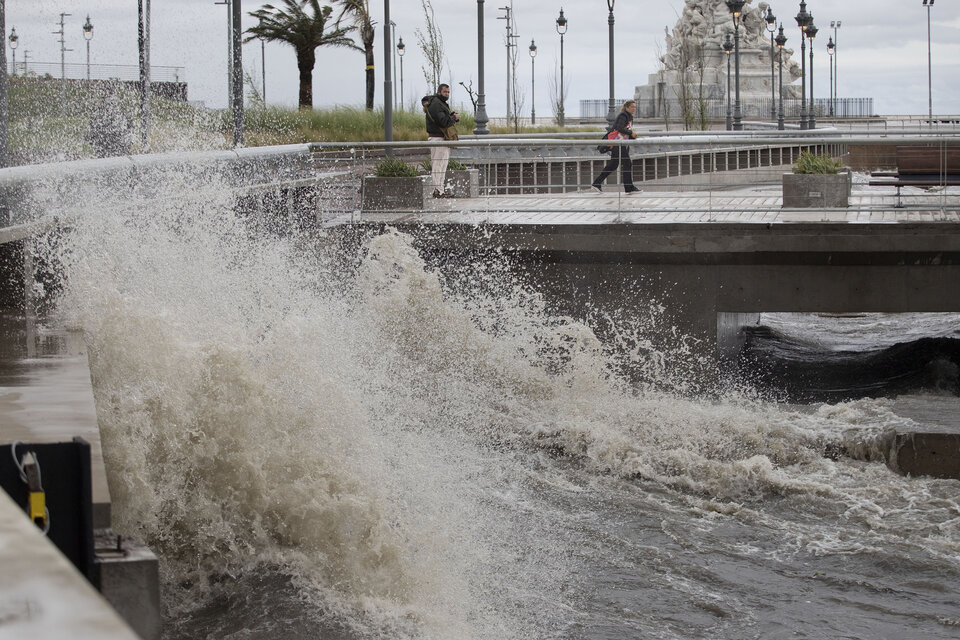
[605,0,616,126]
[726,1,745,130]
[556,8,567,127]
[529,39,537,125]
[82,15,93,81]
[722,33,733,131]
[923,0,934,121]
[8,28,17,76]
[776,25,787,130]
[390,20,397,109]
[795,1,811,129]
[474,0,489,134]
[830,20,840,117]
[397,37,405,111]
[766,7,777,121]
[807,18,818,129]
[383,0,392,151]
[827,37,835,117]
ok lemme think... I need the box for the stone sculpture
[635,0,804,123]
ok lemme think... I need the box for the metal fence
[0,133,957,240]
[580,99,636,119]
[8,61,185,84]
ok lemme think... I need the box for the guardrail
[0,132,957,242]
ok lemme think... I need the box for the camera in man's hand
[452,111,460,122]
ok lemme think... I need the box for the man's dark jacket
[424,94,456,136]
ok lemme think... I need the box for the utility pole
[498,5,518,129]
[53,12,72,117]
[215,0,232,107]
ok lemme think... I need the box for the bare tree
[416,0,444,91]
[672,37,708,131]
[548,61,569,126]
[459,79,478,112]
[654,40,671,130]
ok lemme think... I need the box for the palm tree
[246,0,358,110]
[335,0,376,111]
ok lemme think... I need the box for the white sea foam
[25,159,960,639]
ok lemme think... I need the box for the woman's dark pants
[593,146,635,189]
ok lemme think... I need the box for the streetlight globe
[556,8,567,35]
[807,20,818,41]
[83,14,94,41]
[722,33,734,54]
[776,25,787,49]
[397,37,405,56]
[795,0,811,31]
[766,6,777,31]
[8,27,18,50]
[726,0,746,19]
[827,37,835,54]
[529,39,537,58]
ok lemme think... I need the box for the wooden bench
[869,145,960,207]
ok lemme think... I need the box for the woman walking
[592,100,639,193]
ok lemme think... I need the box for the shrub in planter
[375,157,420,177]
[792,152,843,175]
[362,157,428,210]
[782,152,851,208]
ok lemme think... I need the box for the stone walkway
[348,187,960,227]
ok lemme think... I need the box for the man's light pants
[429,136,449,193]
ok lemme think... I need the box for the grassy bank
[238,105,577,146]
[7,76,584,163]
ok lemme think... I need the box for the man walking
[423,83,460,198]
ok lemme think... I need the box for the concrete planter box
[444,169,480,198]
[782,171,852,208]
[361,175,430,211]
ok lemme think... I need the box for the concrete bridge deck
[348,187,960,226]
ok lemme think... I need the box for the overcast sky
[10,1,960,117]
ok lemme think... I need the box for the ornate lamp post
[8,28,18,76]
[923,0,934,121]
[722,33,733,131]
[794,1,811,129]
[529,39,537,125]
[556,8,567,127]
[474,0,489,134]
[82,15,94,81]
[397,37,405,111]
[827,37,835,117]
[776,25,787,130]
[766,7,777,121]
[830,20,840,117]
[725,0,745,130]
[605,0,617,125]
[807,18,818,129]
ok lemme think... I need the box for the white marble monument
[635,0,804,122]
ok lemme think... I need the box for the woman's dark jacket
[611,109,635,139]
